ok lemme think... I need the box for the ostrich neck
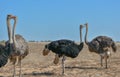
[85,25,89,45]
[77,25,83,51]
[7,19,13,43]
[80,26,82,43]
[12,18,17,47]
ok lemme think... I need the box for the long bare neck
[12,17,17,47]
[85,24,89,45]
[80,25,82,43]
[77,25,84,51]
[7,18,13,43]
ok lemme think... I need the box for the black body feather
[0,44,12,67]
[45,39,84,58]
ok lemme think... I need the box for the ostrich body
[0,44,10,67]
[5,14,29,77]
[43,25,84,75]
[83,23,117,68]
[44,39,83,58]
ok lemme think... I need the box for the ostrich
[0,15,17,68]
[5,14,29,77]
[43,25,84,75]
[83,23,117,69]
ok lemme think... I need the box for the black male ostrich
[83,23,117,68]
[43,25,84,75]
[5,14,29,77]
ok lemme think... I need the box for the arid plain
[0,42,120,77]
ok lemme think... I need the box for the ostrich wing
[90,36,117,53]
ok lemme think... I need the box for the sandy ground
[0,42,120,77]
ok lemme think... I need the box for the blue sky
[0,0,120,42]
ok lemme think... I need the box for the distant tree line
[28,40,52,42]
[40,40,52,42]
[0,40,52,43]
[0,40,5,43]
[0,40,119,43]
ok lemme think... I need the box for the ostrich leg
[19,56,22,77]
[100,56,103,67]
[105,53,108,69]
[13,64,16,77]
[62,55,66,75]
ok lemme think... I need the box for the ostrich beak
[11,16,16,19]
[84,23,88,27]
[80,24,86,29]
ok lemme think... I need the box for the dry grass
[0,42,120,77]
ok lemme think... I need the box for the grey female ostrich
[5,14,29,77]
[43,25,84,75]
[83,23,117,68]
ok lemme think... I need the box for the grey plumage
[5,34,29,64]
[83,23,117,68]
[88,36,116,54]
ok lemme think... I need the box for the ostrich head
[43,44,50,56]
[7,14,16,20]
